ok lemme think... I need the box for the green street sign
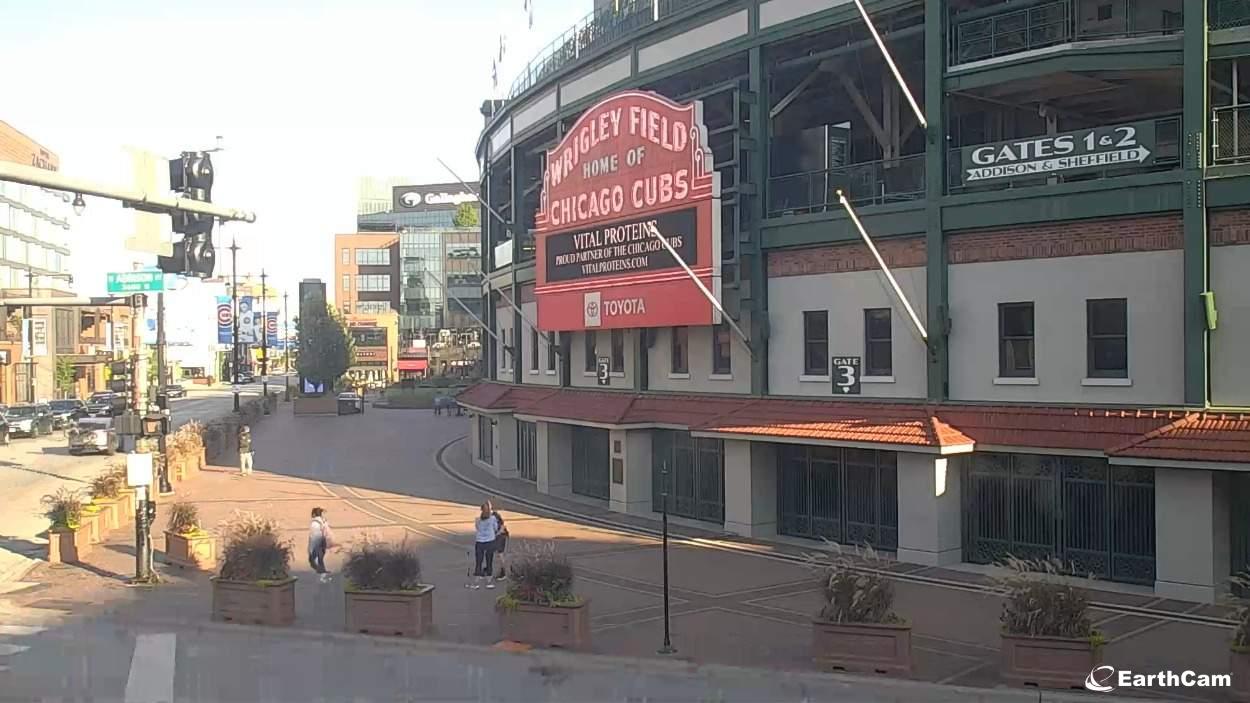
[106,271,165,293]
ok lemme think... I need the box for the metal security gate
[517,421,537,482]
[1233,474,1250,583]
[652,431,725,524]
[962,454,1156,584]
[571,426,610,500]
[777,445,898,550]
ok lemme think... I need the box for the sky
[0,0,586,317]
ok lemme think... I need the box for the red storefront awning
[398,359,428,371]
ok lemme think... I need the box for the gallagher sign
[534,90,721,331]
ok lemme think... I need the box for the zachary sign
[961,120,1156,183]
[534,90,722,331]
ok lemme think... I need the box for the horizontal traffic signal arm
[0,160,255,223]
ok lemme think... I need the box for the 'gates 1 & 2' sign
[534,90,721,331]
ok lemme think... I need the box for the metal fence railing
[1212,0,1250,31]
[949,0,1182,67]
[766,154,925,218]
[506,0,725,100]
[1214,106,1250,164]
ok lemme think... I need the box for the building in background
[357,182,477,231]
[345,309,397,388]
[333,232,400,317]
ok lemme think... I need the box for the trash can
[337,397,358,415]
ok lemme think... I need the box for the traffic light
[159,151,216,278]
[109,359,133,396]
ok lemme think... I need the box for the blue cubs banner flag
[216,297,232,344]
[266,312,279,347]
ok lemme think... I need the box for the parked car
[48,399,87,429]
[236,370,255,384]
[6,404,54,437]
[68,417,117,456]
[164,384,187,399]
[86,392,125,417]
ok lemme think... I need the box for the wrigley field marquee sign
[534,90,722,331]
[960,120,1157,184]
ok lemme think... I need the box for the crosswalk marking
[0,643,30,656]
[124,632,176,703]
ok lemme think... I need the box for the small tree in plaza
[296,303,352,391]
[55,357,76,398]
[452,202,479,227]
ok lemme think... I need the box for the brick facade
[1210,209,1250,247]
[947,215,1183,265]
[767,237,926,277]
[0,121,58,171]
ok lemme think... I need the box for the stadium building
[458,0,1250,603]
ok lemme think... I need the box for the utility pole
[260,270,269,413]
[283,292,289,372]
[230,239,240,413]
[155,291,172,495]
[25,271,34,404]
[658,462,675,655]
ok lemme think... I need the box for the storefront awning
[398,359,428,371]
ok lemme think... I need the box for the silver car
[69,417,118,455]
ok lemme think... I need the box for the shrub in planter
[1230,572,1250,702]
[211,512,295,625]
[42,488,90,564]
[996,556,1103,689]
[805,542,912,675]
[164,501,215,570]
[88,469,126,530]
[342,536,434,637]
[178,421,207,471]
[495,541,589,650]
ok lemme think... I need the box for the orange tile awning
[453,381,1250,464]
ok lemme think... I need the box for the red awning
[398,359,428,371]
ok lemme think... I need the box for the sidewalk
[2,407,1239,702]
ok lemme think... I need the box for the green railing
[1213,105,1250,163]
[1212,0,1250,30]
[766,154,925,218]
[950,0,1182,66]
[506,0,724,100]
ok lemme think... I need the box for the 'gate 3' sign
[535,90,721,331]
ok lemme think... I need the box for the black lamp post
[658,461,676,655]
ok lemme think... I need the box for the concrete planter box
[47,526,91,564]
[344,585,435,637]
[811,619,913,675]
[499,600,590,650]
[116,491,135,525]
[164,530,216,570]
[294,395,338,416]
[91,498,122,531]
[80,509,103,544]
[1232,649,1250,702]
[1000,633,1101,689]
[211,577,297,626]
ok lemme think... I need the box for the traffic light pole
[230,239,240,413]
[156,291,172,495]
[260,270,268,413]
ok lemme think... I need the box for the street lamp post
[283,292,289,372]
[230,238,240,413]
[260,270,268,413]
[658,462,676,655]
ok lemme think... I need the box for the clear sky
[0,0,585,312]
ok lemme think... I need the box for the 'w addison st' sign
[534,90,721,331]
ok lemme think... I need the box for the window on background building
[356,248,391,266]
[341,274,350,291]
[1087,298,1128,378]
[355,274,390,292]
[356,301,390,315]
[802,310,828,375]
[712,323,732,375]
[670,327,688,374]
[546,332,556,371]
[998,302,1035,378]
[341,247,349,264]
[530,329,539,371]
[610,329,624,373]
[584,332,596,372]
[864,308,893,377]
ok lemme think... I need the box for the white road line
[124,632,176,703]
[0,643,30,656]
[0,625,44,636]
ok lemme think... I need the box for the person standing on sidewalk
[238,425,253,475]
[469,502,498,590]
[309,507,333,583]
[489,501,509,581]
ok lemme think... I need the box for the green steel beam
[762,204,926,249]
[943,175,1185,230]
[748,44,770,396]
[510,147,523,385]
[924,0,947,401]
[1207,172,1250,206]
[1182,1,1210,406]
[945,43,1183,91]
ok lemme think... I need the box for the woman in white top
[309,507,334,583]
[470,501,498,589]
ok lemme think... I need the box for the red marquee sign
[535,90,721,331]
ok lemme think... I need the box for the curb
[94,612,1138,702]
[0,548,38,585]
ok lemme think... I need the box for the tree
[55,357,76,399]
[296,303,352,391]
[452,202,479,228]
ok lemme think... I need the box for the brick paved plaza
[2,406,1239,701]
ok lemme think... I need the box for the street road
[0,381,269,564]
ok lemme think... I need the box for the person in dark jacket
[238,425,253,475]
[488,500,508,580]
